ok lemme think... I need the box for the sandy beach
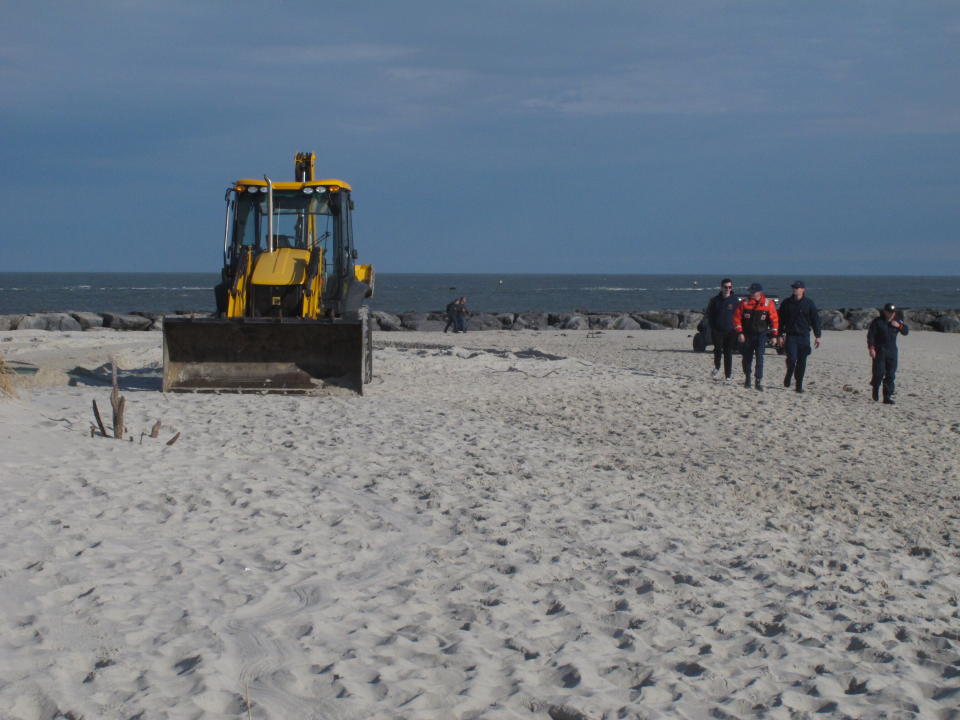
[1,327,958,719]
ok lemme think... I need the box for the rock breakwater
[2,308,959,333]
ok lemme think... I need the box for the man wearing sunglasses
[705,279,739,381]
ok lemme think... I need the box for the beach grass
[0,354,17,398]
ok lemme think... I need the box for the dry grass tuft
[0,354,17,398]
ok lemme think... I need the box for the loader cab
[223,180,356,313]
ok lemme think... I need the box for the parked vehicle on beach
[162,152,375,394]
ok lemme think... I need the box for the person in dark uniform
[732,283,779,391]
[443,298,459,333]
[867,303,909,404]
[705,278,739,381]
[453,296,469,333]
[776,280,822,393]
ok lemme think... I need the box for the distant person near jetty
[868,303,909,404]
[733,283,779,392]
[444,297,469,334]
[454,297,469,333]
[705,278,738,381]
[444,298,458,333]
[777,280,822,394]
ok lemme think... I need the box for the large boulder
[69,311,105,330]
[629,314,669,330]
[0,315,22,331]
[843,308,878,331]
[372,310,403,331]
[819,310,849,331]
[131,311,163,330]
[16,313,82,331]
[678,311,703,330]
[638,311,680,329]
[613,314,643,330]
[903,309,938,327]
[588,314,618,330]
[399,312,444,331]
[469,312,504,331]
[513,312,549,330]
[933,315,960,333]
[560,314,590,330]
[494,313,516,329]
[102,313,153,331]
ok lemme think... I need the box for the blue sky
[2,1,958,274]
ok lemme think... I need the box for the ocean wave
[95,286,211,291]
[666,287,710,291]
[581,287,648,292]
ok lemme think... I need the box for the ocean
[0,273,958,316]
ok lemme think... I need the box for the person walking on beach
[444,297,460,333]
[733,283,779,391]
[867,303,909,404]
[453,296,469,333]
[705,278,739,380]
[777,280,822,393]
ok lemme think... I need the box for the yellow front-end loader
[162,152,375,394]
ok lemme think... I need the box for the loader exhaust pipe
[265,174,274,253]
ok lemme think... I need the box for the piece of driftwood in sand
[110,360,125,440]
[86,361,182,445]
[91,399,108,437]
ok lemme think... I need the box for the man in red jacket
[732,283,779,391]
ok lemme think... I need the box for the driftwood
[90,364,179,445]
[92,399,108,437]
[110,360,125,440]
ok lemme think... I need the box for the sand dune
[1,328,958,719]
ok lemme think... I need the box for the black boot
[795,382,804,394]
[883,394,894,405]
[755,379,764,392]
[784,373,792,388]
[871,385,879,402]
[744,376,751,389]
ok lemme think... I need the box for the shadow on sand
[68,365,163,392]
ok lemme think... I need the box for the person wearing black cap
[705,278,739,381]
[867,303,909,404]
[776,280,822,393]
[732,283,779,391]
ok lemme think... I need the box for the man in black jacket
[867,303,909,404]
[777,280,822,393]
[705,278,739,380]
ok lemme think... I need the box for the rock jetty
[2,308,959,333]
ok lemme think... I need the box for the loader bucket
[162,316,372,394]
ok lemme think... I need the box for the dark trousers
[784,334,811,386]
[871,350,898,399]
[712,329,737,377]
[741,332,767,380]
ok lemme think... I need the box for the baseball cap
[748,283,763,293]
[883,303,896,312]
[790,280,805,289]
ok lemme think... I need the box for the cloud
[248,43,417,65]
